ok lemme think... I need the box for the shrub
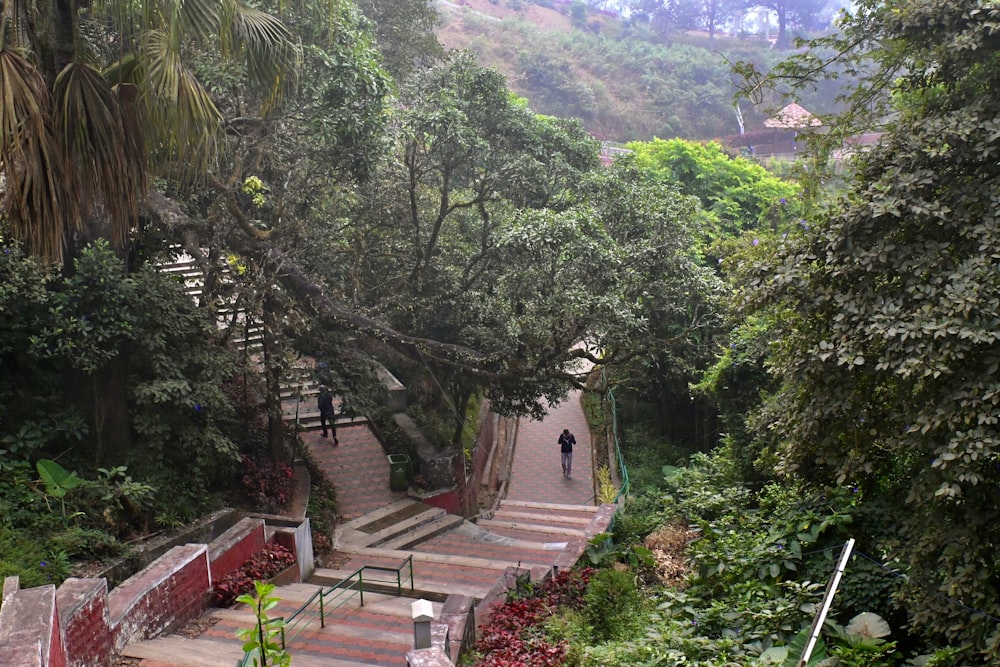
[472,568,595,667]
[212,542,295,607]
[48,527,124,561]
[241,455,294,512]
[0,528,71,587]
[583,567,644,641]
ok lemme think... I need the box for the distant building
[763,102,823,130]
[724,102,823,157]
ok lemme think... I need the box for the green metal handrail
[601,368,630,505]
[237,556,415,666]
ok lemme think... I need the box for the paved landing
[303,424,407,521]
[506,389,594,506]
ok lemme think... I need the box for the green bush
[584,567,644,641]
[0,528,71,587]
[48,527,124,561]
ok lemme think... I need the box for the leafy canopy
[734,0,1000,657]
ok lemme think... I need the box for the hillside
[435,0,839,143]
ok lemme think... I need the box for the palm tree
[0,0,298,265]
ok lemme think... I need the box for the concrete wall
[401,407,516,518]
[58,578,112,667]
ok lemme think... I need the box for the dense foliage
[0,243,243,518]
[728,0,1000,658]
[628,138,803,246]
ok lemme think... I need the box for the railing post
[319,591,325,629]
[359,571,365,606]
[409,556,414,590]
[411,599,434,650]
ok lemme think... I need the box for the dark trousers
[320,412,336,436]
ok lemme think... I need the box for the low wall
[456,408,515,517]
[0,580,67,667]
[208,517,267,583]
[0,515,309,667]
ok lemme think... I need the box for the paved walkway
[303,385,595,520]
[506,389,595,506]
[302,423,407,521]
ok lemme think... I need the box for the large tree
[737,0,1000,657]
[353,0,444,81]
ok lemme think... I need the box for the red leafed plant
[472,568,595,667]
[241,455,294,512]
[212,542,296,607]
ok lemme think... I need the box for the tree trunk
[262,293,286,460]
[88,355,132,467]
[775,4,789,48]
[451,386,473,448]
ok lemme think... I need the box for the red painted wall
[209,521,266,583]
[59,578,113,667]
[109,544,211,651]
[1,514,297,667]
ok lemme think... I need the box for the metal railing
[601,369,630,504]
[237,556,414,666]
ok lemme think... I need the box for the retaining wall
[0,515,309,667]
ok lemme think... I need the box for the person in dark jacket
[317,385,337,445]
[558,428,576,477]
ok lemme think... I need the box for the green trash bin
[388,453,411,491]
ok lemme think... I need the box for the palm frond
[174,0,220,44]
[0,46,70,263]
[223,0,300,114]
[54,61,147,251]
[141,28,223,183]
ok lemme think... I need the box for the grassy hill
[435,0,840,143]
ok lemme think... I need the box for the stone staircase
[158,252,359,435]
[122,498,604,666]
[135,252,612,666]
[123,586,426,667]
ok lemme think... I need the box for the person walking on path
[558,428,576,477]
[317,385,338,444]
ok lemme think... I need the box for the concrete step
[498,499,598,513]
[311,566,482,601]
[490,509,593,526]
[475,518,585,539]
[379,514,466,550]
[204,597,415,666]
[409,526,567,568]
[439,520,570,552]
[359,506,445,548]
[121,636,242,667]
[334,543,550,573]
[341,499,427,533]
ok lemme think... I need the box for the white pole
[797,538,856,667]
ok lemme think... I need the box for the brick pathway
[302,423,407,521]
[506,389,595,506]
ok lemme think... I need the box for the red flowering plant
[212,542,296,607]
[471,568,595,667]
[241,455,294,512]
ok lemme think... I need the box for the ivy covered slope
[736,0,1000,657]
